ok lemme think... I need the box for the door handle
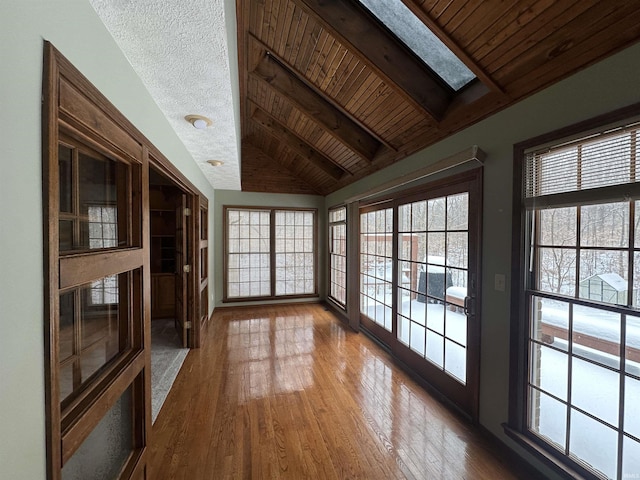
[463,296,474,316]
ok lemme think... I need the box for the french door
[359,169,482,419]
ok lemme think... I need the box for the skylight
[357,0,476,91]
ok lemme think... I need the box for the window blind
[524,123,640,207]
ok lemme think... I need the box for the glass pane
[427,197,445,231]
[409,322,425,355]
[531,296,569,351]
[445,307,466,346]
[59,220,74,252]
[59,145,73,213]
[573,304,620,368]
[579,250,629,306]
[397,315,410,346]
[81,343,113,383]
[529,388,567,451]
[426,302,445,335]
[530,342,568,401]
[398,204,410,232]
[446,232,467,268]
[444,339,466,383]
[357,0,476,90]
[627,314,640,373]
[426,330,443,368]
[569,409,618,480]
[623,436,640,480]
[571,357,619,426]
[59,362,74,403]
[633,254,640,308]
[59,291,75,361]
[625,376,640,438]
[66,152,127,252]
[423,259,448,301]
[539,207,577,246]
[59,273,131,400]
[411,201,426,231]
[446,193,468,230]
[427,232,445,261]
[537,247,576,296]
[635,200,640,249]
[580,202,629,248]
[62,384,134,480]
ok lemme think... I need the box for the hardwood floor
[150,304,536,479]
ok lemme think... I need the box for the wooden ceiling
[236,0,640,196]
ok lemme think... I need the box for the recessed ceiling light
[185,114,212,129]
[207,160,224,167]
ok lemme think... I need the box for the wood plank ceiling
[236,0,640,195]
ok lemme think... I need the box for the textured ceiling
[90,0,241,190]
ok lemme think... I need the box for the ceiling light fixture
[185,114,212,129]
[207,160,224,167]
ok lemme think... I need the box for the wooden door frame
[148,157,204,349]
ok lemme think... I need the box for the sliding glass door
[359,169,482,419]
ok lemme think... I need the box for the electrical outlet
[495,273,506,292]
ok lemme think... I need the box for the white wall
[326,42,640,477]
[0,1,216,478]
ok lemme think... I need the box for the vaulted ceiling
[237,0,640,195]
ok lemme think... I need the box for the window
[224,207,317,300]
[329,206,347,308]
[356,0,475,90]
[514,113,640,479]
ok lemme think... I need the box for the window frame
[508,102,640,480]
[328,205,348,309]
[43,42,150,480]
[223,206,318,302]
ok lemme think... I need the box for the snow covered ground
[534,344,640,479]
[362,296,467,383]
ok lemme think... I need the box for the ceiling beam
[250,51,381,161]
[292,0,452,121]
[250,105,348,180]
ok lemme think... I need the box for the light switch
[495,273,506,292]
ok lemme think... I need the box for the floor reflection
[182,304,520,479]
[226,314,316,402]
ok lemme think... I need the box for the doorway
[149,165,192,421]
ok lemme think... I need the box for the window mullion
[270,210,276,298]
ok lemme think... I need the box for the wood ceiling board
[491,2,628,85]
[478,1,586,70]
[293,0,452,121]
[452,0,522,50]
[251,106,348,179]
[433,0,467,27]
[463,0,553,61]
[242,142,322,194]
[507,11,640,96]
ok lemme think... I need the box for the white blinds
[525,125,640,203]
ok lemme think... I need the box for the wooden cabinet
[151,273,175,319]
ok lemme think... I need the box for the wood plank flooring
[149,304,535,479]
